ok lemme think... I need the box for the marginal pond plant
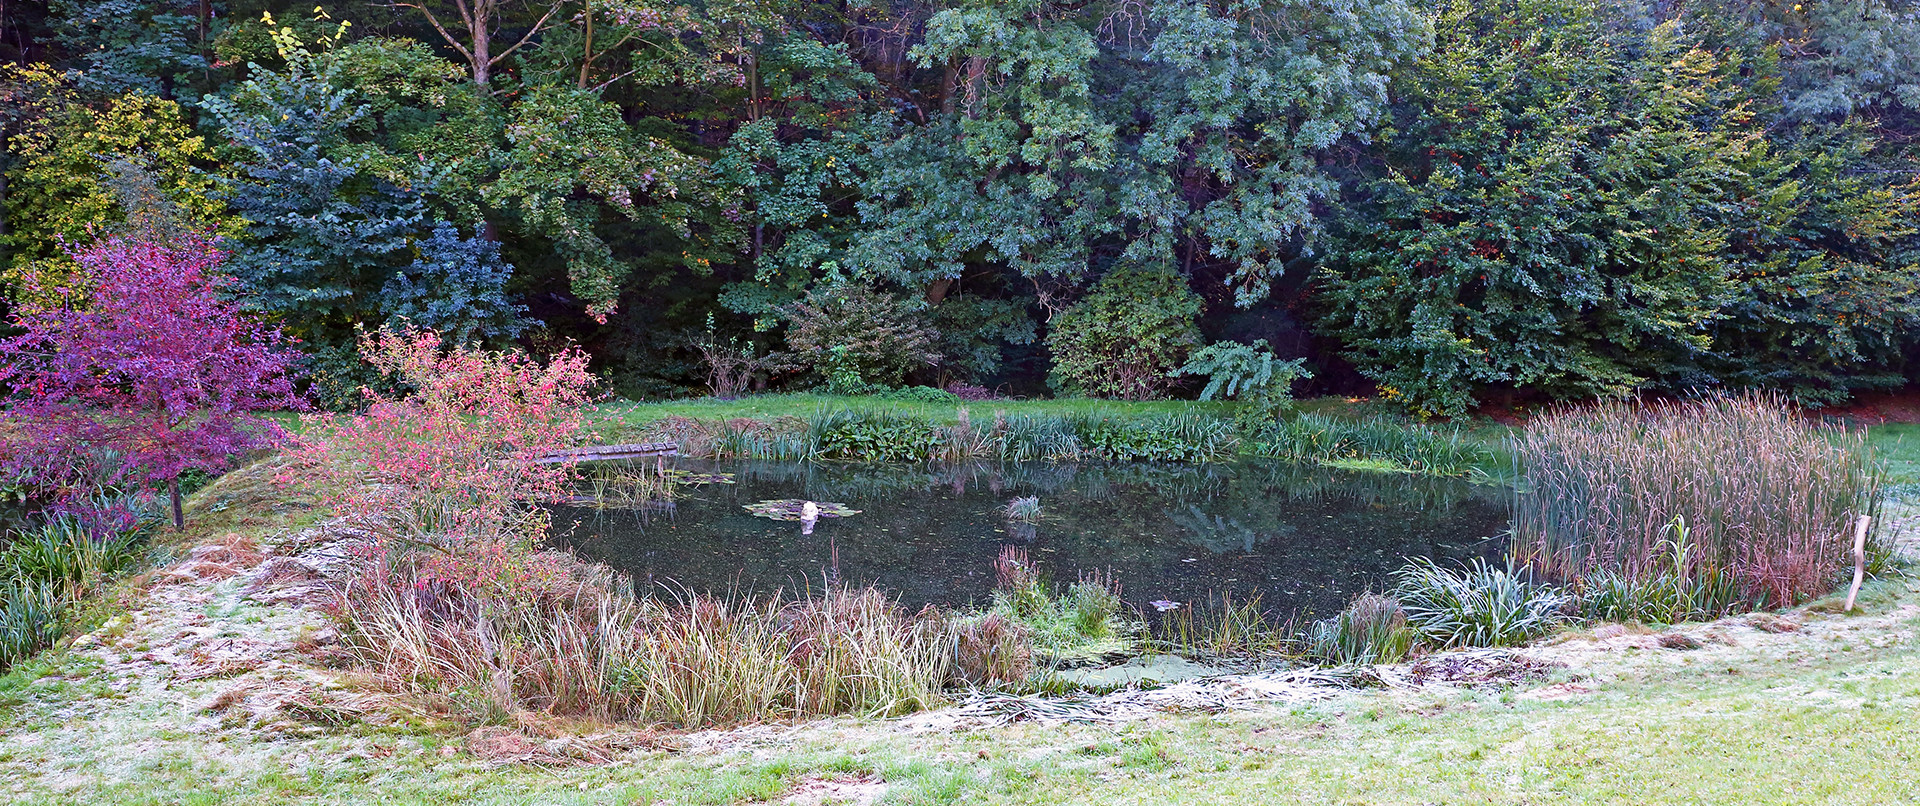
[1247,414,1489,476]
[1003,496,1043,523]
[1393,557,1571,649]
[1305,593,1418,665]
[1510,394,1880,607]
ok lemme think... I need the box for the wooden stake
[1844,515,1871,613]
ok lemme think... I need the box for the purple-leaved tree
[0,234,305,529]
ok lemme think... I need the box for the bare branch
[489,0,569,67]
[390,1,475,62]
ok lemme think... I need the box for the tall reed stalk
[1510,394,1880,607]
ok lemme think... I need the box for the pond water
[551,459,1510,618]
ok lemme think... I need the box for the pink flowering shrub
[0,234,303,528]
[284,329,595,596]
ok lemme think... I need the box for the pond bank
[3,462,1918,803]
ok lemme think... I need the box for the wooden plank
[535,442,678,464]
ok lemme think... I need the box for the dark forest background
[4,0,1919,415]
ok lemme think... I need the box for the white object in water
[801,500,821,535]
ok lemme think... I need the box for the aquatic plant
[1145,591,1292,660]
[1003,496,1043,523]
[743,500,860,521]
[1393,557,1570,649]
[1248,414,1489,476]
[1070,412,1238,462]
[1510,394,1879,607]
[989,548,1136,665]
[809,408,937,461]
[1574,518,1742,624]
[991,413,1084,462]
[1305,593,1417,665]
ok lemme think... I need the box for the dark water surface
[552,459,1509,618]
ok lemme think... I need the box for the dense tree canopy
[2,0,1917,411]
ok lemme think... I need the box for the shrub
[1306,593,1417,665]
[1174,340,1313,428]
[783,286,942,392]
[0,234,303,529]
[284,328,594,596]
[1394,557,1570,649]
[691,316,789,399]
[1511,394,1878,607]
[1047,266,1203,401]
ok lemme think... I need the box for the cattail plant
[1510,393,1880,608]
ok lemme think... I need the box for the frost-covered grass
[4,574,1920,805]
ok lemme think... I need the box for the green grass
[1868,423,1920,487]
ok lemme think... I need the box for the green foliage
[783,285,942,392]
[807,408,937,461]
[850,0,1430,304]
[204,31,525,359]
[991,549,1133,666]
[1317,0,1920,416]
[1,69,236,298]
[1047,267,1204,400]
[0,512,152,670]
[1393,557,1571,649]
[1247,414,1488,476]
[1068,413,1238,462]
[51,0,205,97]
[1175,340,1312,428]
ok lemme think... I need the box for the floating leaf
[663,469,736,485]
[744,499,860,521]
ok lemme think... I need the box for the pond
[551,459,1510,618]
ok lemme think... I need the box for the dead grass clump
[340,555,1015,728]
[1744,613,1802,633]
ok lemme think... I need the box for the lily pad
[663,469,736,485]
[744,499,860,521]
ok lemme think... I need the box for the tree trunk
[472,3,492,87]
[169,477,184,531]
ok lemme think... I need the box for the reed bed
[342,560,1031,727]
[1510,394,1880,607]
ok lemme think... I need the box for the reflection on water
[551,459,1509,618]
